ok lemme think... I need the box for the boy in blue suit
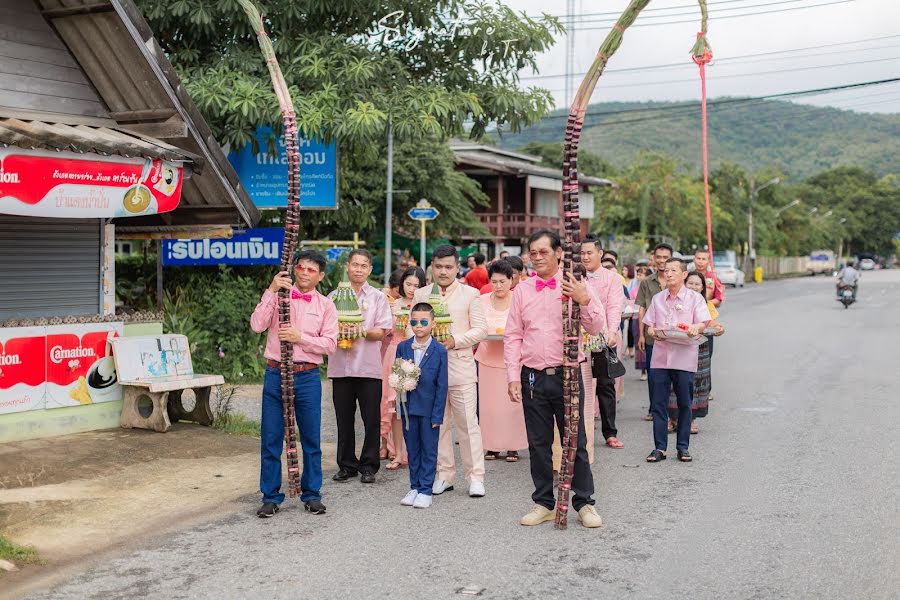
[395,303,448,509]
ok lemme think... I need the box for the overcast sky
[505,0,899,113]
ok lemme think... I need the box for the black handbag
[592,335,627,380]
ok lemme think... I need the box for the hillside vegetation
[496,98,900,180]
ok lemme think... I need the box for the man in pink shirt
[250,250,338,518]
[642,257,711,464]
[581,235,626,448]
[327,249,392,484]
[504,229,605,529]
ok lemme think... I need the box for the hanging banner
[0,327,46,415]
[45,323,123,409]
[227,126,338,209]
[0,147,183,218]
[161,227,283,266]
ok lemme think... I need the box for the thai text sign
[0,148,183,218]
[227,126,337,209]
[0,323,123,415]
[161,227,283,266]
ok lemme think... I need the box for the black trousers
[591,351,618,440]
[521,366,595,512]
[331,377,382,475]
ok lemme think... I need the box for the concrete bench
[112,335,224,433]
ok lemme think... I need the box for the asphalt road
[22,271,900,600]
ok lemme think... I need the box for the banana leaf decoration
[333,270,366,349]
[426,283,453,342]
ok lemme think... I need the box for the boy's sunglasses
[410,319,429,327]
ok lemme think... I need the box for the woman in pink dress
[476,260,528,462]
[380,266,426,469]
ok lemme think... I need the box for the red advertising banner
[0,323,124,414]
[0,147,183,218]
[0,327,46,415]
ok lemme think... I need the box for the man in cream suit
[413,245,488,497]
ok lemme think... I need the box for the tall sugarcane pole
[555,0,653,530]
[239,1,302,498]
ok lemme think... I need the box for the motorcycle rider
[836,260,861,299]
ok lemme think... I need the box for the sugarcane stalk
[239,0,302,499]
[555,0,653,530]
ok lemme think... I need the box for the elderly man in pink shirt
[504,229,605,529]
[643,257,711,464]
[250,249,338,518]
[327,249,393,484]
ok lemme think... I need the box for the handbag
[591,334,627,380]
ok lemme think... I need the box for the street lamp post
[748,177,780,269]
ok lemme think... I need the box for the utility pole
[748,177,780,272]
[383,122,393,285]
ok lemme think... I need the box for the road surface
[20,271,900,600]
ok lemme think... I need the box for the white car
[715,261,745,287]
[859,258,876,270]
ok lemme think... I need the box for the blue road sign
[227,126,338,209]
[408,206,439,220]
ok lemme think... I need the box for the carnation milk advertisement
[0,323,124,414]
[0,327,46,415]
[45,324,123,409]
[0,147,183,218]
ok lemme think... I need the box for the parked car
[807,250,836,276]
[859,258,876,270]
[713,252,745,287]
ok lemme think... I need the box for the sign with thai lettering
[0,323,123,414]
[0,148,183,218]
[227,126,338,209]
[161,227,283,266]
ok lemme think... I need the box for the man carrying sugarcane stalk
[503,230,605,528]
[250,250,338,517]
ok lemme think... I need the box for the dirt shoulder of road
[0,424,334,598]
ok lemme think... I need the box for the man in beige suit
[413,245,488,497]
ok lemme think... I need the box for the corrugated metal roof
[453,148,615,188]
[0,118,192,162]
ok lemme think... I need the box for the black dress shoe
[304,499,326,514]
[360,472,376,484]
[332,469,356,482]
[256,502,279,518]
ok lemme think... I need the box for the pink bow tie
[535,278,557,291]
[412,342,429,350]
[291,290,312,302]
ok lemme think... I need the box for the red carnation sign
[0,148,183,218]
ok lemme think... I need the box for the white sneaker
[400,490,418,506]
[413,493,433,508]
[432,479,454,495]
[468,480,485,497]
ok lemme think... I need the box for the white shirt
[413,337,433,366]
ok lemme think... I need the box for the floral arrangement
[426,283,453,342]
[389,357,421,426]
[332,270,365,349]
[394,307,410,333]
[582,330,605,353]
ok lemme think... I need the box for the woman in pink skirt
[475,260,528,462]
[380,266,426,469]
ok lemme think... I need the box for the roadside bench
[112,334,224,433]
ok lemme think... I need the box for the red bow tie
[291,290,312,302]
[535,278,557,291]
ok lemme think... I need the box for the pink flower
[400,360,416,374]
[402,378,417,391]
[388,373,400,389]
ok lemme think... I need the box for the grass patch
[213,414,261,437]
[0,535,41,567]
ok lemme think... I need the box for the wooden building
[450,140,614,256]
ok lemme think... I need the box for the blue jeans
[260,366,322,504]
[649,368,694,452]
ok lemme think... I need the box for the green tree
[517,141,617,178]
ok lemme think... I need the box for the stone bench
[112,335,224,433]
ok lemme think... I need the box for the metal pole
[420,220,426,268]
[383,122,394,284]
[156,239,163,312]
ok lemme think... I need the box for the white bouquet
[391,358,421,427]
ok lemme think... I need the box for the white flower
[388,373,400,389]
[402,377,417,391]
[400,360,416,374]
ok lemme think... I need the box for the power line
[540,55,900,92]
[537,0,812,20]
[519,35,900,81]
[566,0,845,26]
[570,0,855,31]
[528,77,900,123]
